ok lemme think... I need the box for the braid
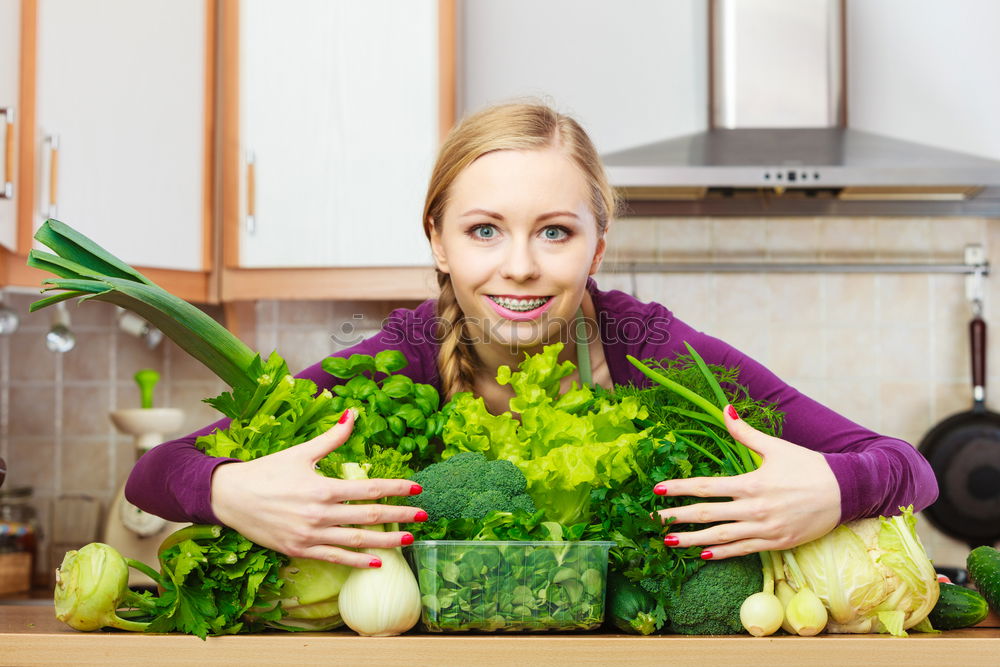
[435,272,479,400]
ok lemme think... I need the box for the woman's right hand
[209,409,426,568]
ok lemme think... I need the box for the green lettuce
[440,343,650,525]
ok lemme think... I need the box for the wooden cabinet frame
[217,0,454,303]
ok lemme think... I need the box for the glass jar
[0,486,39,559]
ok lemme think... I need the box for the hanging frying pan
[918,312,1000,548]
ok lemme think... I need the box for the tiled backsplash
[2,215,998,580]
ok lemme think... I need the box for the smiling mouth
[487,295,553,312]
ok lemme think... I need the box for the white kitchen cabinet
[236,0,440,268]
[0,0,19,251]
[33,0,208,271]
[847,0,1000,162]
[461,0,708,156]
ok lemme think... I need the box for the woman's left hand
[653,405,841,560]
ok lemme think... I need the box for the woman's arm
[622,308,937,557]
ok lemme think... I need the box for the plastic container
[408,540,613,632]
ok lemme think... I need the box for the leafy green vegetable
[592,348,784,626]
[440,343,650,526]
[410,538,613,632]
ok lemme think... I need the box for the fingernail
[369,557,382,568]
[414,510,429,522]
[664,535,680,547]
[410,484,423,495]
[726,405,740,420]
[338,409,351,424]
[653,483,668,495]
[700,549,713,560]
[400,533,414,546]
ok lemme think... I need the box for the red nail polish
[700,549,713,560]
[414,510,429,522]
[338,409,350,424]
[369,558,382,568]
[726,405,740,421]
[664,535,680,547]
[410,484,423,495]
[653,483,668,496]
[400,533,414,546]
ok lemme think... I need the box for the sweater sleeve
[598,288,938,523]
[124,301,440,524]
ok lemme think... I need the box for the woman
[126,103,937,568]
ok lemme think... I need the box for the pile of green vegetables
[32,219,963,639]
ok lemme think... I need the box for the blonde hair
[423,102,617,399]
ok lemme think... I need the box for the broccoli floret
[406,452,536,521]
[666,555,762,635]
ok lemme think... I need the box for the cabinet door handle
[246,149,256,235]
[0,106,13,199]
[46,134,60,218]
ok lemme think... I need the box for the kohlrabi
[54,543,158,632]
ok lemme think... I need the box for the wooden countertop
[3,605,1000,667]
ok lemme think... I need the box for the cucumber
[967,545,1000,615]
[927,583,989,630]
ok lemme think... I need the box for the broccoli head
[405,452,535,521]
[665,554,762,635]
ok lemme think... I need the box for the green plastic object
[134,369,160,409]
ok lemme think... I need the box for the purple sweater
[125,280,938,525]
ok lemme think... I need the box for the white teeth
[489,296,550,312]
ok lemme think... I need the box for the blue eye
[471,224,497,239]
[542,226,569,241]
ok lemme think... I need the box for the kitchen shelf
[3,606,999,667]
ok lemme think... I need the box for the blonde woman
[127,103,937,568]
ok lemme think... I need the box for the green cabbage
[787,506,939,636]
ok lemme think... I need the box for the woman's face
[430,146,606,353]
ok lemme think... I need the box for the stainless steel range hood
[603,0,1000,214]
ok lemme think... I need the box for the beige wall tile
[62,331,112,383]
[878,326,932,382]
[878,381,935,445]
[8,331,57,383]
[8,385,57,438]
[765,218,821,261]
[63,299,115,327]
[714,274,771,325]
[256,300,278,326]
[116,332,168,381]
[928,218,987,261]
[933,382,973,422]
[824,380,880,432]
[875,218,931,261]
[605,217,661,262]
[63,385,114,438]
[643,273,715,331]
[877,274,931,327]
[782,378,827,406]
[2,293,49,330]
[823,274,877,326]
[59,438,110,494]
[277,299,333,325]
[6,437,57,494]
[767,326,823,379]
[276,329,338,376]
[709,323,769,366]
[712,218,767,260]
[825,327,880,380]
[651,218,712,261]
[819,218,876,260]
[166,339,220,383]
[766,274,823,325]
[170,380,228,435]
